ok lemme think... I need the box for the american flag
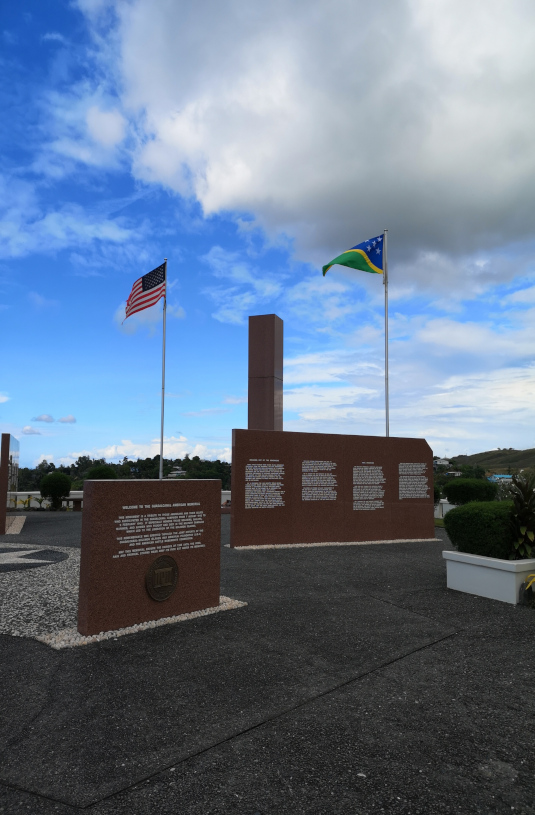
[124,263,166,320]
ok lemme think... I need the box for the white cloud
[60,436,231,464]
[181,408,230,417]
[22,426,41,435]
[32,414,55,423]
[0,394,9,403]
[35,454,55,465]
[285,384,378,416]
[284,351,382,386]
[2,30,17,46]
[75,0,112,20]
[0,175,138,259]
[397,366,535,456]
[202,245,284,324]
[42,32,67,43]
[29,292,59,310]
[58,415,76,423]
[223,395,247,404]
[415,314,535,361]
[65,0,535,278]
[503,286,535,305]
[282,358,535,455]
[114,299,185,334]
[86,106,126,147]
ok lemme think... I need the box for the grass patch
[434,517,445,528]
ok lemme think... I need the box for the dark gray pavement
[0,514,534,814]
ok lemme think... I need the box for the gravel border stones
[0,541,246,648]
[227,537,439,550]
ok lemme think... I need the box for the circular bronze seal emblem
[145,555,178,602]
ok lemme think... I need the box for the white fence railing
[8,489,232,510]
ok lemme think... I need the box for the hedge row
[443,478,498,505]
[444,501,515,559]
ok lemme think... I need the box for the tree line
[18,455,231,491]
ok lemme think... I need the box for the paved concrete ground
[0,513,534,815]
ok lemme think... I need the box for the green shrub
[444,501,514,559]
[509,472,535,560]
[40,472,72,511]
[86,464,118,480]
[433,483,441,506]
[444,478,498,506]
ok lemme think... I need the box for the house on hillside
[488,474,513,484]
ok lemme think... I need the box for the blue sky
[2,0,535,468]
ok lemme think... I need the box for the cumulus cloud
[60,435,231,464]
[35,454,55,465]
[86,106,126,148]
[0,394,9,403]
[66,0,535,278]
[22,426,41,435]
[32,414,55,423]
[58,415,76,423]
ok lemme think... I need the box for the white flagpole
[383,230,389,437]
[159,259,167,480]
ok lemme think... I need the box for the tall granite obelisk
[248,314,283,431]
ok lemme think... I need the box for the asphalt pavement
[0,512,534,815]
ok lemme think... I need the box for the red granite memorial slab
[78,479,221,635]
[231,429,434,547]
[0,434,19,534]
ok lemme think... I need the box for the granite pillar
[248,314,283,431]
[0,434,19,534]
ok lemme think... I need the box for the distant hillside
[451,448,535,471]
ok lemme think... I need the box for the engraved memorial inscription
[245,459,285,508]
[112,502,206,558]
[353,463,385,511]
[399,462,429,499]
[301,460,338,501]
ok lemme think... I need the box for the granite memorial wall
[231,429,434,547]
[0,433,19,534]
[78,479,221,635]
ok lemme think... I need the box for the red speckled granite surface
[231,429,434,547]
[78,479,221,635]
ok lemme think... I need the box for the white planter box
[443,550,535,605]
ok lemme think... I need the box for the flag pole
[383,230,389,437]
[159,259,167,480]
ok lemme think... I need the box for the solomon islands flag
[322,234,384,276]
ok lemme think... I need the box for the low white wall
[8,489,232,509]
[443,550,535,605]
[434,499,455,518]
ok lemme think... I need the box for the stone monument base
[78,479,221,636]
[231,429,434,547]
